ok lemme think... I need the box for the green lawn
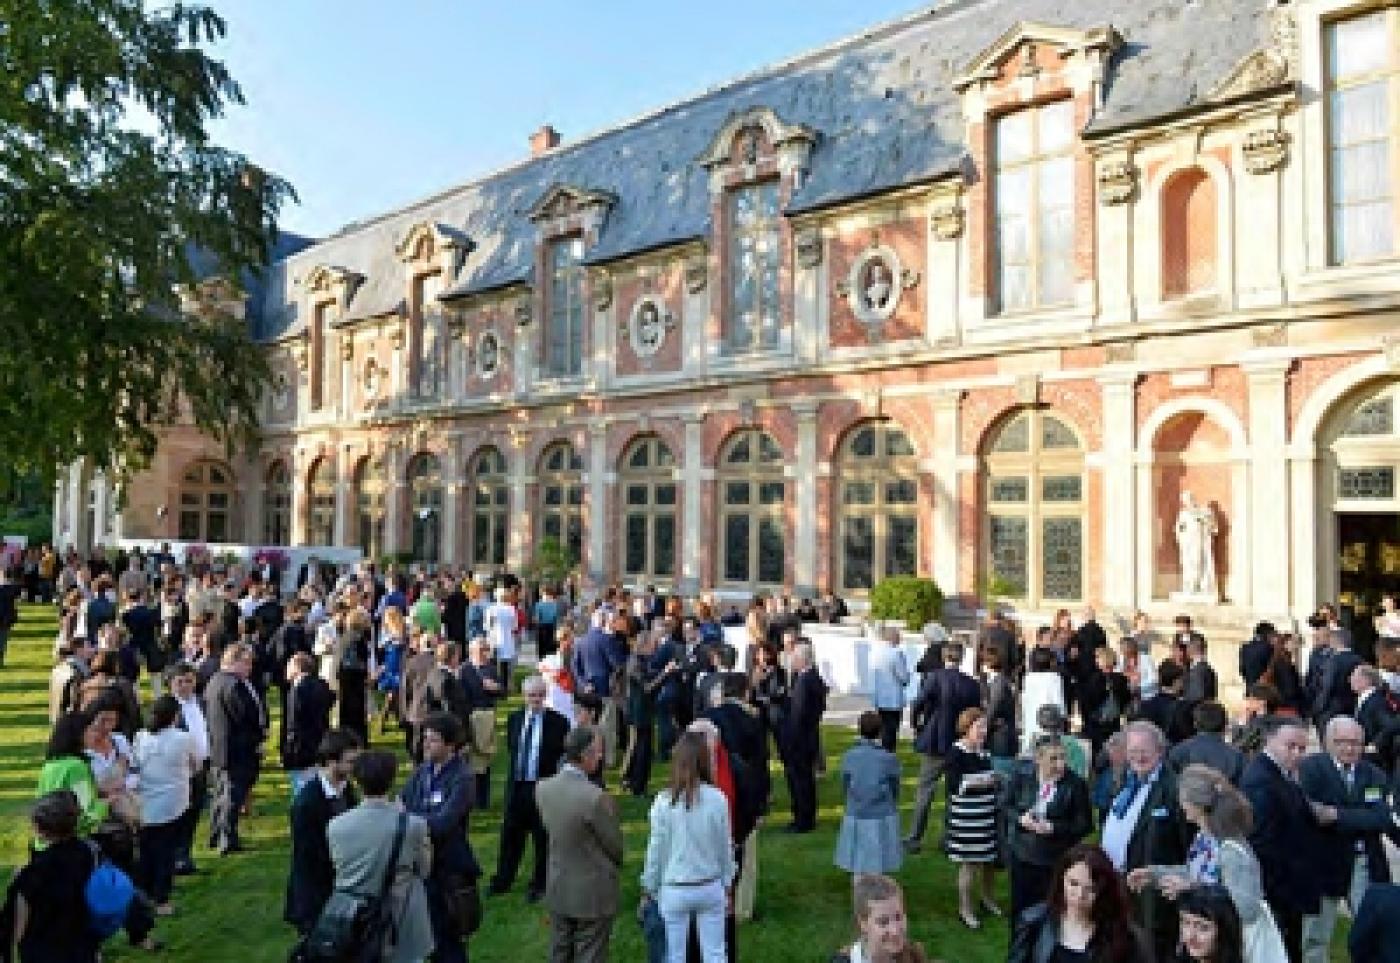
[0,605,1352,961]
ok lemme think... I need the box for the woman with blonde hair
[1126,763,1285,962]
[640,730,737,962]
[374,604,408,733]
[832,873,927,963]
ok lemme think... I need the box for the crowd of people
[3,541,1400,962]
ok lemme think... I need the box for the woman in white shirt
[641,730,738,963]
[1019,647,1066,752]
[133,695,197,914]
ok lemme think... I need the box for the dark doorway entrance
[1338,512,1400,660]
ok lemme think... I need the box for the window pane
[473,516,490,562]
[656,443,676,467]
[625,515,647,574]
[1041,517,1083,600]
[494,486,508,507]
[626,484,649,507]
[544,485,562,507]
[629,444,650,469]
[885,479,918,504]
[850,428,876,458]
[1330,12,1390,79]
[566,517,583,563]
[207,513,228,543]
[990,477,1029,503]
[475,487,491,506]
[1042,475,1083,503]
[1332,83,1389,147]
[992,416,1030,453]
[491,518,507,565]
[726,435,751,464]
[1334,201,1395,264]
[996,110,1033,164]
[1038,101,1075,153]
[543,515,561,542]
[759,434,783,463]
[843,517,874,591]
[568,485,584,506]
[844,481,876,506]
[724,515,750,582]
[654,514,675,577]
[989,515,1028,597]
[181,493,200,507]
[1339,467,1396,499]
[1041,416,1079,449]
[1342,397,1394,436]
[758,517,785,584]
[179,512,201,541]
[655,484,677,506]
[725,481,750,505]
[758,481,785,505]
[887,515,918,578]
[885,429,914,457]
[1000,265,1031,313]
[1333,137,1390,205]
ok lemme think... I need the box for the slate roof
[250,0,1277,341]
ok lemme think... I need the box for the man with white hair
[490,674,569,902]
[1298,715,1393,963]
[485,585,519,693]
[779,642,827,833]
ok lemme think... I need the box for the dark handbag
[446,875,482,936]
[303,813,408,962]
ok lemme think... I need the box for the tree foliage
[0,0,294,488]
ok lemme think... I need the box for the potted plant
[869,576,944,634]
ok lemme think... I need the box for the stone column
[930,390,962,603]
[587,424,609,586]
[290,450,310,547]
[1095,150,1136,325]
[339,339,354,417]
[506,441,529,573]
[677,414,704,596]
[927,182,964,344]
[440,443,459,566]
[383,447,404,556]
[1288,454,1319,621]
[1097,371,1139,611]
[91,471,111,546]
[1245,357,1290,618]
[389,330,406,407]
[792,403,819,598]
[68,461,89,552]
[332,459,349,548]
[52,479,65,548]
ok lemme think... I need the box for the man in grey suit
[535,726,623,963]
[326,751,435,963]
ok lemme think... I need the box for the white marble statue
[864,261,892,311]
[1173,490,1219,598]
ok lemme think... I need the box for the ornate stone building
[57,0,1400,633]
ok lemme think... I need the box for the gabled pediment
[394,220,473,264]
[697,106,816,171]
[301,264,363,298]
[954,21,1121,91]
[526,184,618,224]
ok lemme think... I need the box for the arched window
[1162,168,1217,300]
[620,436,677,583]
[354,457,387,560]
[469,447,509,570]
[983,410,1085,606]
[307,458,336,546]
[179,460,234,543]
[717,429,786,588]
[263,461,291,545]
[537,442,584,565]
[406,454,443,564]
[838,422,919,592]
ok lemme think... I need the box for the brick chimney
[530,124,561,157]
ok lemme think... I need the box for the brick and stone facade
[59,0,1400,643]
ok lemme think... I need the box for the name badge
[1365,788,1383,803]
[429,791,444,807]
[1151,807,1169,818]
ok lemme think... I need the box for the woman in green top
[35,710,108,837]
[412,584,442,636]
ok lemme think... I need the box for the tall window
[984,410,1085,606]
[620,436,677,583]
[538,442,584,565]
[309,304,328,411]
[470,447,509,570]
[838,422,919,592]
[1326,10,1398,265]
[717,429,785,588]
[727,181,781,353]
[178,461,234,543]
[263,461,291,545]
[546,237,585,376]
[307,459,336,546]
[414,273,444,398]
[406,454,443,564]
[354,457,386,560]
[995,100,1075,312]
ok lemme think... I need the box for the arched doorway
[619,435,677,585]
[354,456,387,561]
[263,461,291,545]
[307,458,336,546]
[468,447,508,572]
[835,420,918,593]
[406,453,443,564]
[716,428,786,591]
[982,409,1085,608]
[537,442,584,566]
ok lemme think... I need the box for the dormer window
[546,237,586,377]
[727,180,781,353]
[994,100,1075,313]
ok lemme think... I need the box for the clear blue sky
[206,0,927,238]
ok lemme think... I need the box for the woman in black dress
[943,707,1002,929]
[9,790,103,962]
[333,608,373,744]
[1079,646,1132,759]
[748,643,788,753]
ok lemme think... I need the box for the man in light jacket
[535,726,623,963]
[868,627,910,753]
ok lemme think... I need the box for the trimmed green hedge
[869,575,944,630]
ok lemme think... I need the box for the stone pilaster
[1244,357,1291,618]
[680,414,705,596]
[587,425,609,586]
[930,390,962,603]
[791,403,819,597]
[1098,370,1139,610]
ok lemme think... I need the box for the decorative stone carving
[592,273,613,311]
[795,228,823,268]
[625,297,676,358]
[1105,341,1136,364]
[1172,491,1219,602]
[1251,323,1288,349]
[1014,374,1041,406]
[1097,160,1138,205]
[1242,128,1289,175]
[340,339,354,362]
[363,359,381,404]
[475,331,501,378]
[514,299,532,327]
[844,245,909,325]
[1384,335,1400,375]
[270,373,291,413]
[900,269,920,291]
[294,331,311,371]
[685,259,707,294]
[930,202,964,241]
[446,315,466,339]
[697,106,817,186]
[1209,48,1289,102]
[389,328,406,351]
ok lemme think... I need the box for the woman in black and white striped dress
[942,706,1003,930]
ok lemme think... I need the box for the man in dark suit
[1103,720,1193,961]
[1351,663,1397,768]
[1133,659,1194,745]
[779,643,827,833]
[283,728,360,934]
[280,652,336,795]
[1316,631,1363,732]
[204,642,267,855]
[1168,701,1246,785]
[490,674,569,901]
[1239,621,1277,690]
[1242,715,1328,962]
[571,614,628,698]
[424,640,468,720]
[399,635,437,762]
[441,577,468,645]
[1349,883,1400,963]
[905,642,981,852]
[979,612,1020,684]
[1181,637,1217,706]
[1298,715,1394,962]
[1070,607,1108,708]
